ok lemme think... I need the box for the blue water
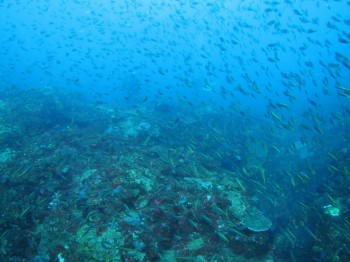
[0,0,349,261]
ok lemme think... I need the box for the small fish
[296,172,311,183]
[304,227,318,241]
[188,219,199,230]
[270,110,282,122]
[271,145,281,153]
[19,206,32,218]
[199,214,213,225]
[276,102,290,109]
[327,152,338,162]
[259,164,266,184]
[236,178,246,192]
[327,165,340,173]
[140,96,148,103]
[217,232,229,243]
[338,37,349,44]
[298,201,310,209]
[336,84,350,93]
[314,124,324,134]
[174,117,180,124]
[283,90,297,101]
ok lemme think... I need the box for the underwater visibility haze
[0,0,350,261]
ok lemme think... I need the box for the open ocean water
[0,1,349,261]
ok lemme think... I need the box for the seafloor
[0,87,349,262]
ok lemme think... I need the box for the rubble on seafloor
[0,87,275,261]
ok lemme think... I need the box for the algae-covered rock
[227,191,248,219]
[241,207,272,232]
[0,148,14,163]
[76,224,124,261]
[187,237,204,251]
